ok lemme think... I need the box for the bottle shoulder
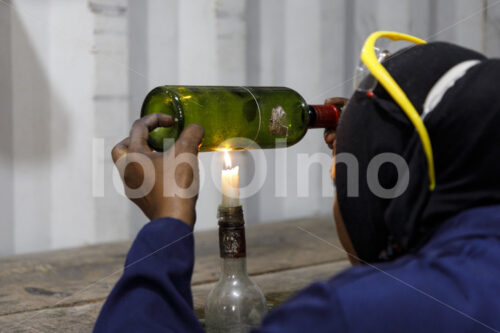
[207,276,265,305]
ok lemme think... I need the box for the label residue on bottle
[269,105,289,136]
[219,226,246,258]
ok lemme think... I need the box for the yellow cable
[360,31,435,190]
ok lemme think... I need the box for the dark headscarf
[335,42,500,262]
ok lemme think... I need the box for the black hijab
[335,42,500,262]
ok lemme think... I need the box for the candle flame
[224,150,232,169]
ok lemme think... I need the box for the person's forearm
[94,218,203,332]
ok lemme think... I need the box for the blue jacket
[94,205,500,332]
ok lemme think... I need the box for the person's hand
[111,113,204,227]
[323,97,348,182]
[323,97,348,152]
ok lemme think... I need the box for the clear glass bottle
[205,206,267,333]
[141,85,341,152]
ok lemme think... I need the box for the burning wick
[221,151,240,207]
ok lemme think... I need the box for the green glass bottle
[141,86,341,152]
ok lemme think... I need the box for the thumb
[174,124,205,155]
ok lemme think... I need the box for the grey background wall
[0,0,499,256]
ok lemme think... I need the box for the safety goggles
[355,31,435,191]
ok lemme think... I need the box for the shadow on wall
[8,11,70,163]
[0,6,70,256]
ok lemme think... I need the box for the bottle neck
[217,206,248,279]
[220,257,248,278]
[218,205,247,259]
[308,104,341,129]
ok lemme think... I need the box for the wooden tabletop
[0,217,349,332]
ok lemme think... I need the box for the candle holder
[205,204,267,332]
[217,205,246,258]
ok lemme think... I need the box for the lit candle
[221,151,240,207]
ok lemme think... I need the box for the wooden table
[0,217,349,332]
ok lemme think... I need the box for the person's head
[326,42,500,264]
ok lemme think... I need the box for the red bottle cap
[310,104,341,128]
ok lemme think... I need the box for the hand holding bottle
[111,113,205,226]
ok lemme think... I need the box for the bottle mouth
[309,104,341,128]
[141,87,184,152]
[217,205,244,225]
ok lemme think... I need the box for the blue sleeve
[94,218,204,333]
